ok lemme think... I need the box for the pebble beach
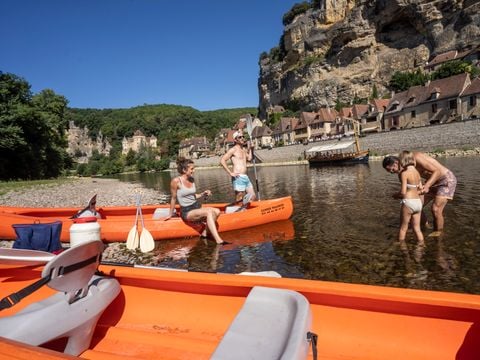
[0,177,170,265]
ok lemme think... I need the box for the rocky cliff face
[258,0,480,118]
[67,121,112,163]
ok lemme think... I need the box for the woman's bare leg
[188,207,225,244]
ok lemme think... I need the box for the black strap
[59,255,98,275]
[0,276,51,310]
[0,254,99,311]
[307,331,318,360]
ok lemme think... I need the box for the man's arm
[220,148,235,177]
[414,152,444,192]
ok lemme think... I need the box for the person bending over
[383,151,457,233]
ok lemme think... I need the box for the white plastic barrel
[69,216,101,247]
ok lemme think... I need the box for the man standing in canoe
[220,130,256,204]
[383,151,457,234]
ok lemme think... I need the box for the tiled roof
[351,104,369,119]
[386,73,470,112]
[371,99,390,112]
[426,50,458,68]
[338,107,352,117]
[316,108,337,122]
[252,125,272,138]
[272,117,298,134]
[462,77,480,97]
[296,112,316,129]
[179,136,208,148]
[226,130,241,143]
[423,72,469,102]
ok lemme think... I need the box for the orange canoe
[0,247,479,360]
[0,196,293,242]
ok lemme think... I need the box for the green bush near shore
[0,178,75,196]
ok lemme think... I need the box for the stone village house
[384,73,472,130]
[251,125,273,149]
[271,117,298,146]
[178,136,210,159]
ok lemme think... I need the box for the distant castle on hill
[122,130,158,155]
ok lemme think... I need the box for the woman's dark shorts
[180,201,201,220]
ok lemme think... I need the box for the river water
[118,157,480,294]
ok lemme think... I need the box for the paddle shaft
[250,146,260,200]
[246,114,260,200]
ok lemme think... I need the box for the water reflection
[150,220,298,274]
[117,157,480,294]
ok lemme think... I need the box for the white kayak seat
[211,286,312,360]
[225,206,243,214]
[0,240,121,356]
[152,208,171,219]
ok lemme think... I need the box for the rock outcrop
[66,121,112,163]
[258,0,480,118]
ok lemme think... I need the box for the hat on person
[233,131,243,139]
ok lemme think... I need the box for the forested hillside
[67,105,256,157]
[1,70,256,180]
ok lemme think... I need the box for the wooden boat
[306,140,369,165]
[306,122,369,166]
[0,241,479,359]
[0,196,293,243]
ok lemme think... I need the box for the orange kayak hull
[0,197,293,242]
[1,263,479,359]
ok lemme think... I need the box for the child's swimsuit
[401,198,423,214]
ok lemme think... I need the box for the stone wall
[184,119,480,168]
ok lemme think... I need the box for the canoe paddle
[138,196,155,253]
[126,196,140,250]
[0,248,55,265]
[246,114,261,200]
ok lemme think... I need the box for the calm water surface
[117,157,480,294]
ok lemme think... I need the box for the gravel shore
[0,177,168,208]
[0,177,169,265]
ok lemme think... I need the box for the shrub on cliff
[283,2,311,26]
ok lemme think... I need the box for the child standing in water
[398,151,424,246]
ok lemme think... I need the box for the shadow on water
[117,157,480,294]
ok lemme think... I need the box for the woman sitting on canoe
[165,158,227,245]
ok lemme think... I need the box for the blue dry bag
[12,221,63,253]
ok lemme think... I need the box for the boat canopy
[306,141,355,153]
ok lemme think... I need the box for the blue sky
[1,0,299,110]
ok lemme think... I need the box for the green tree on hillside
[283,2,311,26]
[389,69,430,92]
[0,72,70,180]
[431,60,480,80]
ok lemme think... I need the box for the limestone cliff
[66,121,112,163]
[258,0,480,118]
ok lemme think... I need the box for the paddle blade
[246,114,253,137]
[0,248,55,265]
[126,226,139,250]
[139,229,155,253]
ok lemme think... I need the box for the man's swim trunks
[231,174,253,192]
[430,170,457,199]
